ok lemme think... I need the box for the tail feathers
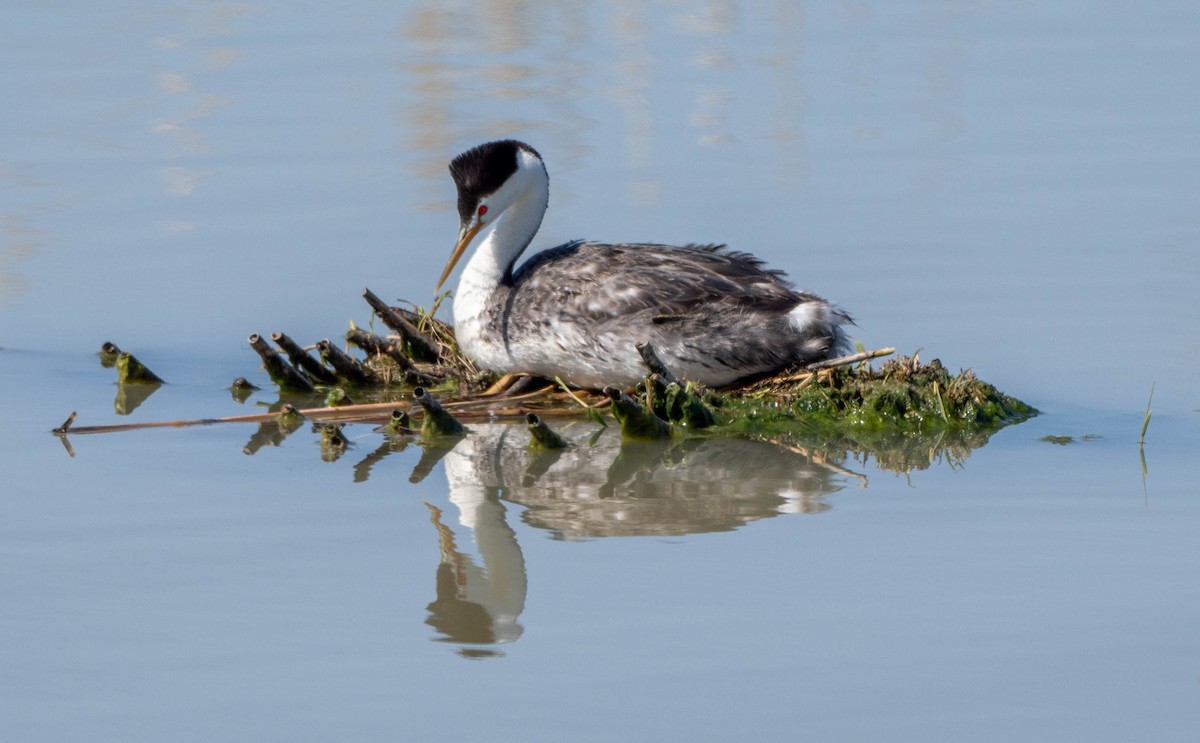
[788,300,854,361]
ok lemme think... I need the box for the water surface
[2,2,1198,741]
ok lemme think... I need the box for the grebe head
[435,140,547,292]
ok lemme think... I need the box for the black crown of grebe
[435,139,852,389]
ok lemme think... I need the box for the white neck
[454,154,549,326]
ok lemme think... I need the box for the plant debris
[58,291,1036,475]
[1040,434,1102,445]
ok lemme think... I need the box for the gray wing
[507,242,808,328]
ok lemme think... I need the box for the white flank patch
[787,301,828,332]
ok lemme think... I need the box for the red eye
[478,205,488,217]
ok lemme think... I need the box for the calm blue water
[3,2,1198,741]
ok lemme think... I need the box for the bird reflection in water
[424,498,526,659]
[420,423,849,653]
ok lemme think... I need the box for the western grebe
[435,139,852,389]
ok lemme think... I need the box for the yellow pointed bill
[435,221,484,294]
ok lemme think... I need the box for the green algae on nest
[644,375,717,430]
[706,355,1036,473]
[729,356,1035,435]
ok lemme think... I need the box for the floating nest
[56,287,1036,473]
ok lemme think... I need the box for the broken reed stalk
[413,386,466,437]
[804,346,896,371]
[53,383,597,436]
[248,333,315,393]
[316,339,379,385]
[385,409,414,436]
[362,287,444,362]
[637,342,682,385]
[99,342,122,368]
[61,337,904,438]
[53,411,77,435]
[742,346,896,390]
[271,332,338,385]
[116,353,165,384]
[325,388,355,407]
[345,327,441,387]
[653,376,717,429]
[91,380,576,429]
[394,304,455,341]
[526,412,569,450]
[604,386,675,440]
[345,327,408,365]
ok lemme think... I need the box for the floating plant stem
[99,342,122,368]
[933,380,950,423]
[53,411,77,435]
[346,327,441,387]
[804,347,896,371]
[384,408,414,437]
[604,386,676,440]
[1139,382,1155,445]
[556,376,608,428]
[665,380,716,429]
[325,388,355,407]
[362,287,443,362]
[637,342,682,385]
[526,412,569,450]
[316,339,379,385]
[413,386,466,437]
[248,333,315,393]
[116,352,164,384]
[229,376,259,403]
[230,377,259,392]
[272,332,337,385]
